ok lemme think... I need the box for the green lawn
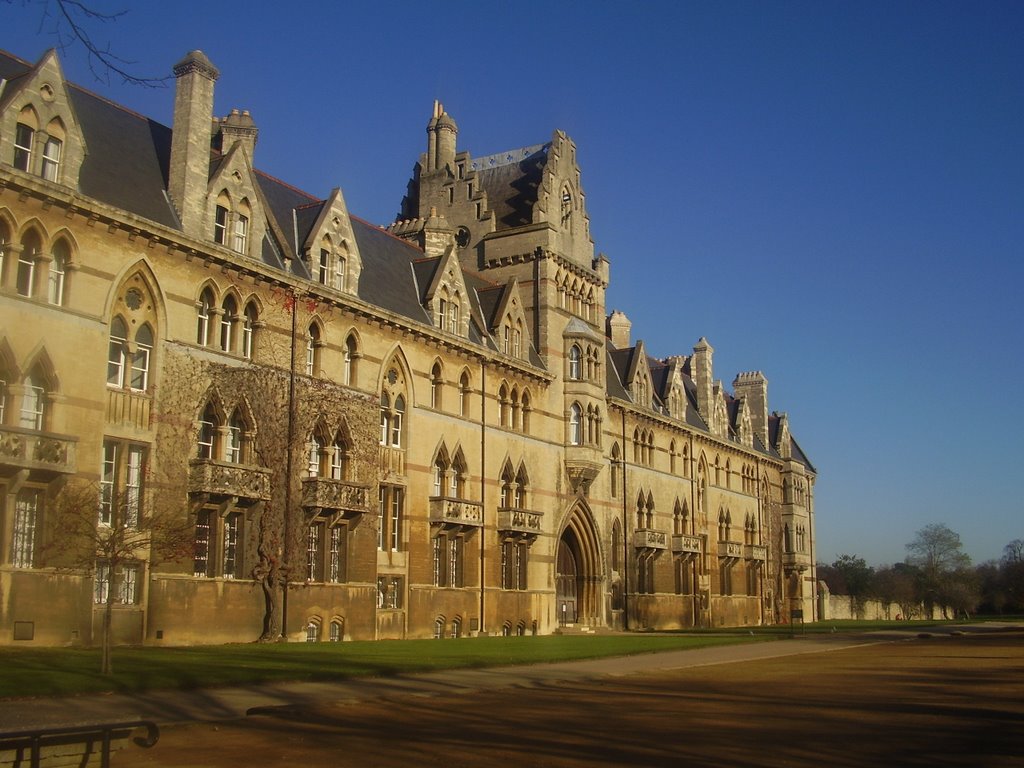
[0,634,768,699]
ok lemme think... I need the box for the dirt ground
[129,631,1024,768]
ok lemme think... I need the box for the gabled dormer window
[213,193,251,254]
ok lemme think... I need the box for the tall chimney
[606,310,631,349]
[733,371,769,448]
[169,50,219,238]
[692,337,714,425]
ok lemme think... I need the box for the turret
[425,100,458,173]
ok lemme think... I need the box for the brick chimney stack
[169,50,219,238]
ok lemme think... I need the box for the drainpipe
[282,286,297,640]
[479,360,487,634]
[620,406,629,631]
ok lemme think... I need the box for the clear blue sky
[6,1,1022,566]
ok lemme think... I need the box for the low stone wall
[819,594,949,621]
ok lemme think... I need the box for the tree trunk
[102,590,114,675]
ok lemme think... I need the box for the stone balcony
[718,541,744,559]
[671,533,703,555]
[0,426,77,479]
[189,459,272,502]
[429,496,483,528]
[634,528,669,550]
[301,477,371,515]
[782,550,812,572]
[745,544,767,561]
[497,507,543,536]
[378,445,405,476]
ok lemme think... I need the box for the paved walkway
[2,623,1014,732]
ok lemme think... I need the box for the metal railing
[0,720,159,768]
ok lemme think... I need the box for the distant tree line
[817,524,1024,619]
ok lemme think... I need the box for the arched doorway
[556,536,580,624]
[556,503,603,627]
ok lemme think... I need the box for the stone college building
[0,47,817,646]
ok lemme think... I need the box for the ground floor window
[636,552,656,594]
[500,539,529,590]
[94,562,140,604]
[377,575,403,609]
[193,510,245,578]
[377,485,404,552]
[432,531,465,587]
[329,619,343,642]
[11,489,40,569]
[719,559,734,596]
[306,620,320,642]
[307,521,348,583]
[675,557,697,595]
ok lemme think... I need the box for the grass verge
[0,634,768,699]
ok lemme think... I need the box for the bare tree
[43,479,193,674]
[1004,539,1024,564]
[5,0,168,87]
[906,523,971,616]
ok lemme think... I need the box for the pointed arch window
[220,296,237,353]
[41,136,62,182]
[17,231,40,298]
[330,431,350,480]
[430,362,443,410]
[459,371,471,416]
[14,122,34,172]
[20,370,46,431]
[197,288,214,346]
[306,323,321,376]
[48,240,69,305]
[242,302,258,359]
[391,395,405,446]
[569,402,582,445]
[343,334,358,386]
[130,324,153,392]
[379,364,408,449]
[307,431,324,477]
[226,409,247,464]
[568,344,582,380]
[197,403,218,460]
[232,206,249,254]
[107,317,128,387]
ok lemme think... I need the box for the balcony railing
[671,534,703,555]
[378,445,405,476]
[634,528,669,550]
[189,459,271,502]
[497,507,543,535]
[301,477,370,514]
[429,497,483,527]
[106,388,152,430]
[719,541,744,558]
[745,544,767,561]
[0,426,76,478]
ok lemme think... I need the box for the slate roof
[474,145,549,229]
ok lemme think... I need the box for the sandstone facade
[0,48,817,645]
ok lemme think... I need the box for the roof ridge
[254,169,319,202]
